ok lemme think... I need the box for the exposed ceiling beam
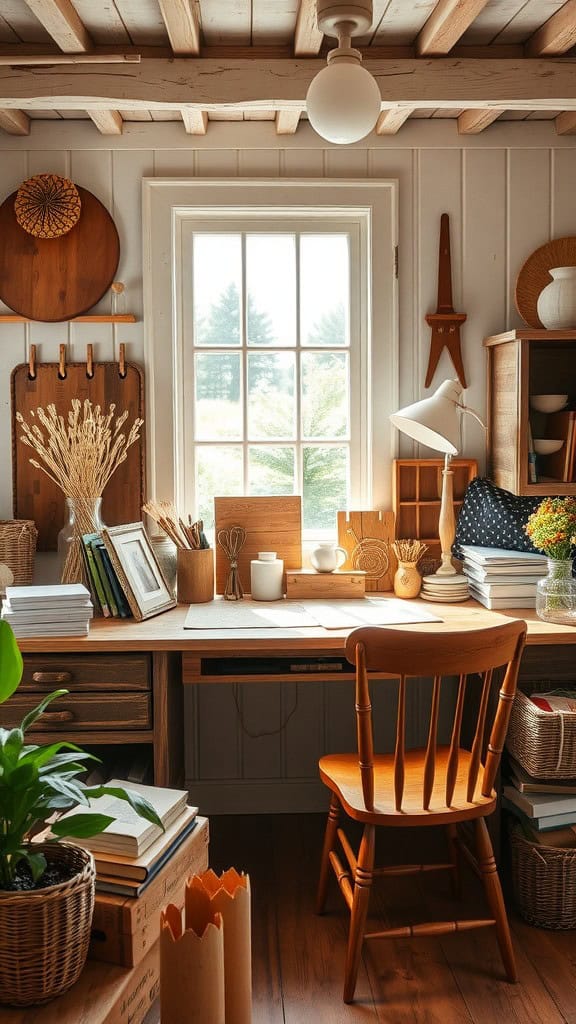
[0,43,529,61]
[375,107,412,134]
[555,110,576,133]
[0,108,30,134]
[22,0,92,53]
[181,108,208,133]
[1,57,576,111]
[157,0,200,55]
[0,53,140,65]
[276,109,302,134]
[416,0,491,56]
[294,0,323,55]
[458,108,503,133]
[88,109,123,134]
[525,0,576,56]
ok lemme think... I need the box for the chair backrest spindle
[445,673,467,806]
[355,641,375,810]
[394,675,406,810]
[467,668,492,802]
[423,675,441,810]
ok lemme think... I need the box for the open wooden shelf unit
[392,458,478,557]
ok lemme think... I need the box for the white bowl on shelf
[533,438,564,455]
[530,394,569,413]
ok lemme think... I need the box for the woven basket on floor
[0,843,95,1007]
[510,825,576,929]
[506,689,576,779]
[0,519,37,585]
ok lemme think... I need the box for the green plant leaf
[19,741,88,770]
[20,690,69,733]
[0,728,24,769]
[7,762,37,790]
[41,774,90,806]
[83,785,164,829]
[51,813,115,839]
[25,850,47,883]
[0,621,23,704]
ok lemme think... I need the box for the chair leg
[446,823,462,899]
[343,823,375,1004]
[475,818,517,983]
[316,793,340,914]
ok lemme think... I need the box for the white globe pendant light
[306,0,381,145]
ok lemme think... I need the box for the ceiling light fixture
[306,0,381,145]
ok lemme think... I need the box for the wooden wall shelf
[0,314,136,323]
[393,458,478,558]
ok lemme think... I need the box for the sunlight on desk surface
[183,597,441,631]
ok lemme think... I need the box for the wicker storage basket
[0,519,37,585]
[506,689,576,779]
[510,825,576,929]
[0,843,95,1006]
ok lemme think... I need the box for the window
[144,180,398,534]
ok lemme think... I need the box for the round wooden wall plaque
[0,185,120,321]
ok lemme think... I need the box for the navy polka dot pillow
[453,477,542,558]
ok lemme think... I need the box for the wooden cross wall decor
[425,213,467,389]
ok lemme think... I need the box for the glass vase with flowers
[524,497,576,625]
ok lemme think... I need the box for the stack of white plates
[420,573,470,603]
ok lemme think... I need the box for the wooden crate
[285,569,365,599]
[392,459,478,559]
[90,816,209,967]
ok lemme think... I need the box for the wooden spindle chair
[316,621,527,1003]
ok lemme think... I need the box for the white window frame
[143,179,398,519]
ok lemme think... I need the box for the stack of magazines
[460,544,548,609]
[1,583,93,637]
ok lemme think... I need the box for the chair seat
[319,747,496,824]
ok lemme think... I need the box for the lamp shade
[389,380,464,455]
[306,50,381,144]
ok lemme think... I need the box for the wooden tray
[214,496,302,595]
[336,510,396,592]
[515,236,576,328]
[0,186,119,321]
[12,360,145,551]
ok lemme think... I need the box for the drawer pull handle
[32,671,72,684]
[39,710,74,723]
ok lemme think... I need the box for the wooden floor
[146,813,576,1024]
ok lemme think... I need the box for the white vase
[536,266,576,329]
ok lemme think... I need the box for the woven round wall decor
[14,174,81,239]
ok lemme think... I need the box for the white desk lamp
[389,380,484,601]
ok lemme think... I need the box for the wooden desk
[13,600,576,790]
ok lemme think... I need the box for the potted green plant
[0,620,163,1007]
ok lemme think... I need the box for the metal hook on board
[58,344,67,380]
[86,343,94,379]
[118,342,127,379]
[28,344,37,380]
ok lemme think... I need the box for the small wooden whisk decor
[217,526,246,600]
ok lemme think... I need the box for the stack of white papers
[1,584,93,637]
[460,546,547,609]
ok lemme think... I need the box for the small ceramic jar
[251,551,284,601]
[393,561,422,599]
[310,543,347,573]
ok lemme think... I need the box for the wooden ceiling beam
[0,108,30,134]
[276,109,302,134]
[375,107,412,134]
[555,110,576,134]
[0,43,529,61]
[88,109,123,134]
[294,0,323,55]
[525,0,576,56]
[416,0,491,56]
[157,0,201,56]
[458,108,504,133]
[22,0,92,53]
[181,108,208,133]
[1,57,576,111]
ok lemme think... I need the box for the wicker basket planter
[510,825,576,929]
[506,689,576,779]
[0,519,37,585]
[0,843,95,1007]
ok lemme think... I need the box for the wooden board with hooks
[11,347,144,550]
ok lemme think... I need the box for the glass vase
[58,496,105,585]
[535,558,576,626]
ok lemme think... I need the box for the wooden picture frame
[102,523,176,621]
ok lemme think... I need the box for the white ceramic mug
[310,543,348,573]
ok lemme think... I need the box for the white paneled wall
[1,121,574,810]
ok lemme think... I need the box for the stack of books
[81,532,131,618]
[0,583,93,637]
[460,544,548,609]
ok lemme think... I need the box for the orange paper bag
[160,899,225,1024]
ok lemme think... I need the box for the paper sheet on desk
[299,598,442,630]
[184,598,318,629]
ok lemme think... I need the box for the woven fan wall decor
[14,174,81,239]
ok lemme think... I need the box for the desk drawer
[21,654,151,692]
[1,692,151,731]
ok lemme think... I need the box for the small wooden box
[90,817,209,967]
[285,569,365,600]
